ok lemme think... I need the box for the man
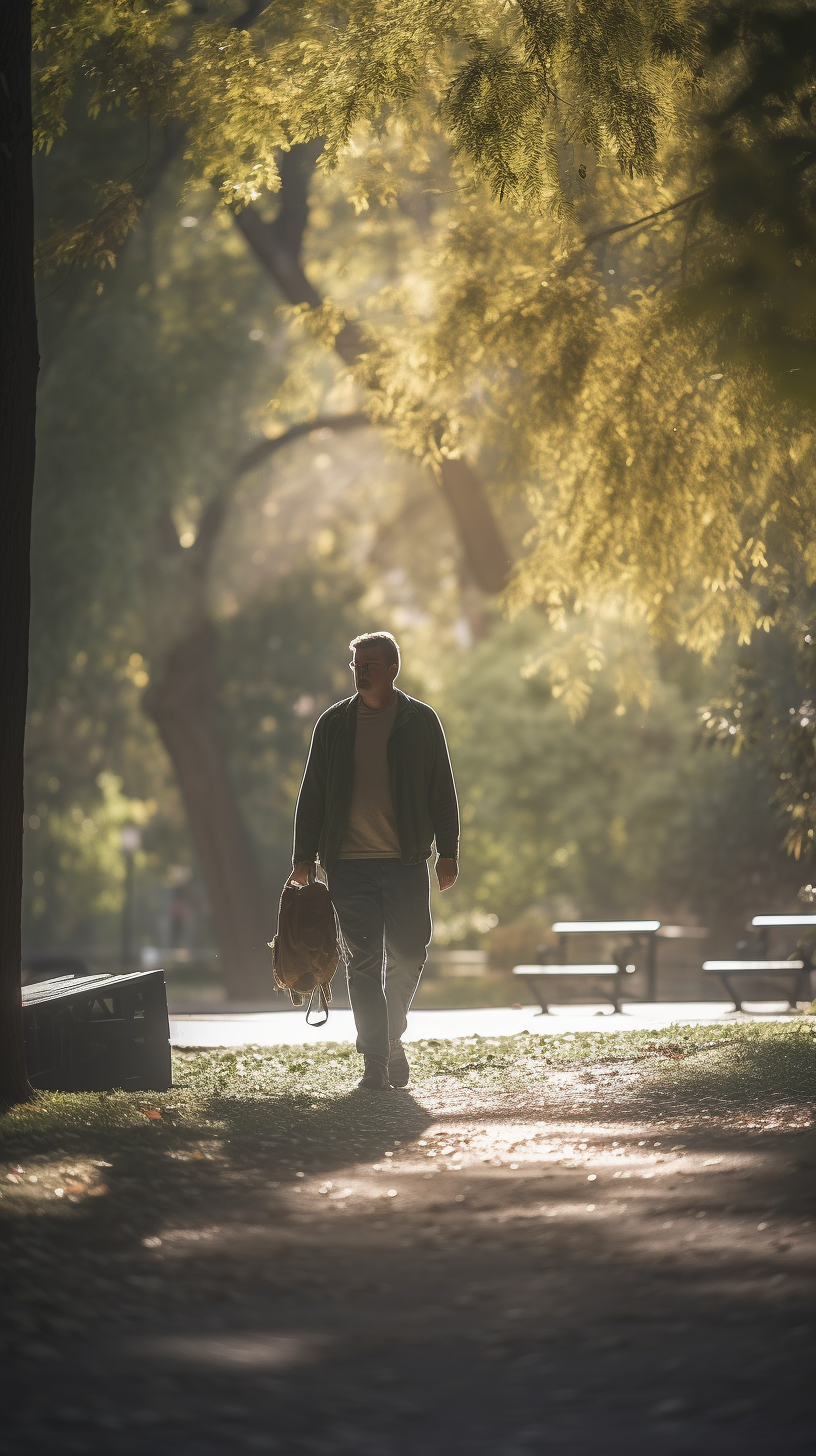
[289,631,459,1090]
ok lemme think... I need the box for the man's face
[351,648,391,692]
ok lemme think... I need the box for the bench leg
[718,975,741,1012]
[528,983,551,1015]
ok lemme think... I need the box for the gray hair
[349,631,401,670]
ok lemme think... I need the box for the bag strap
[305,984,330,1027]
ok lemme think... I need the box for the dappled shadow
[205,1086,433,1175]
[0,1085,434,1267]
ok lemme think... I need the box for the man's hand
[435,856,458,892]
[288,861,314,888]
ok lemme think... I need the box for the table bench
[22,970,172,1092]
[550,920,707,1001]
[513,964,631,1014]
[703,960,807,1012]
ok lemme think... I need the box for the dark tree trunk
[142,622,273,1002]
[0,0,37,1104]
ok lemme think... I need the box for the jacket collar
[345,688,414,727]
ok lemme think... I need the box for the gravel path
[2,1028,815,1454]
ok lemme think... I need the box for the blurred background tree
[25,0,816,1006]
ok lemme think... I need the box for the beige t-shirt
[338,697,401,859]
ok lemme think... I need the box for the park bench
[513,962,628,1013]
[513,919,708,1012]
[22,969,172,1092]
[703,913,816,1012]
[702,960,807,1011]
[514,920,656,1013]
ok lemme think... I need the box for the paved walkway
[169,1001,794,1047]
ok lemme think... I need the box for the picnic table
[703,914,816,1012]
[513,919,707,1012]
[22,969,172,1092]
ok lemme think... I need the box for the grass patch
[0,1020,812,1144]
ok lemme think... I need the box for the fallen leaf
[142,1109,162,1121]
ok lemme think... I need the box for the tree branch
[583,189,709,249]
[234,410,369,478]
[233,0,274,31]
[192,412,370,574]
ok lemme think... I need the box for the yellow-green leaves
[33,0,702,213]
[35,180,143,275]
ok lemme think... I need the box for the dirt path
[2,1028,815,1454]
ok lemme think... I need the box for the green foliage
[24,773,155,936]
[28,104,290,946]
[32,2,816,681]
[357,157,816,664]
[699,614,816,861]
[23,661,187,947]
[443,0,700,208]
[35,178,143,275]
[33,0,700,249]
[435,612,800,931]
[690,2,816,402]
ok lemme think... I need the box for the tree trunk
[142,621,274,1002]
[0,0,37,1105]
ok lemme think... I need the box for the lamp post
[120,825,142,971]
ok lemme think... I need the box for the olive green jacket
[292,690,459,871]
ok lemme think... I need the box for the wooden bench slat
[752,915,816,926]
[703,961,804,972]
[552,921,659,933]
[21,970,159,1006]
[513,964,620,976]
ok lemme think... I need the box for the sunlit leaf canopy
[32,1,816,662]
[33,0,700,206]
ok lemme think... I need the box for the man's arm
[291,716,328,871]
[427,709,460,889]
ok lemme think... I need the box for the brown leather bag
[268,872,342,1025]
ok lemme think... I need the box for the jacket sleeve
[426,710,460,860]
[292,717,328,865]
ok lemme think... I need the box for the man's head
[349,631,400,705]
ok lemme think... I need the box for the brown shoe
[388,1039,410,1087]
[358,1056,391,1091]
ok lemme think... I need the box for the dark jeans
[328,859,432,1062]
